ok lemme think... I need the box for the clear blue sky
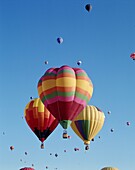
[0,0,135,170]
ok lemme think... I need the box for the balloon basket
[63,131,68,139]
[85,145,89,150]
[41,143,44,149]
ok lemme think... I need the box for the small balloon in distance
[44,61,48,65]
[130,53,135,60]
[74,148,79,151]
[85,4,92,12]
[10,146,14,150]
[110,128,114,132]
[126,121,130,126]
[77,60,82,66]
[57,37,63,44]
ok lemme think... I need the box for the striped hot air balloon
[101,167,119,170]
[71,105,105,150]
[24,98,58,148]
[37,65,93,138]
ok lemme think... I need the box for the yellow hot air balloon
[101,167,119,170]
[71,105,105,150]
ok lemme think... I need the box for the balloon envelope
[24,98,58,146]
[57,37,63,44]
[130,53,135,60]
[85,4,92,12]
[101,167,119,170]
[20,168,35,170]
[71,105,105,147]
[37,65,93,130]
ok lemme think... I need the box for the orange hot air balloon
[24,98,59,148]
[37,65,93,138]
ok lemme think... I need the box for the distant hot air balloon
[74,148,79,151]
[24,152,27,155]
[71,105,105,150]
[37,65,93,138]
[101,167,119,170]
[10,146,14,151]
[130,53,135,60]
[57,37,63,44]
[108,111,111,114]
[85,4,92,12]
[45,61,48,65]
[24,98,59,149]
[77,60,82,66]
[126,121,130,126]
[19,168,35,170]
[110,128,114,132]
[55,153,58,157]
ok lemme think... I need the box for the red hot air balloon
[24,98,59,148]
[20,168,35,170]
[10,146,14,151]
[130,53,135,60]
[37,65,93,138]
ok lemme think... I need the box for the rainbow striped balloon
[37,65,93,129]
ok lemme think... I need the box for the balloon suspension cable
[41,142,44,149]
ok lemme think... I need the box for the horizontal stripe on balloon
[56,77,76,86]
[42,95,87,106]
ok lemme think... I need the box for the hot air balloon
[85,4,92,12]
[130,53,135,60]
[24,98,59,148]
[101,167,119,170]
[55,153,58,157]
[74,148,79,151]
[45,61,48,65]
[110,128,114,132]
[71,105,105,150]
[57,37,63,44]
[77,60,82,66]
[10,146,14,151]
[126,121,130,126]
[108,111,111,114]
[20,168,35,170]
[37,65,93,138]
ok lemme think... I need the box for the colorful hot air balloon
[71,105,105,150]
[130,53,135,60]
[37,65,93,138]
[101,167,119,170]
[24,98,59,148]
[57,37,63,44]
[20,168,35,170]
[85,4,92,12]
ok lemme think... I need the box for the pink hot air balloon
[130,53,135,60]
[19,168,35,170]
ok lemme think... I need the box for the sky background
[0,0,135,170]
